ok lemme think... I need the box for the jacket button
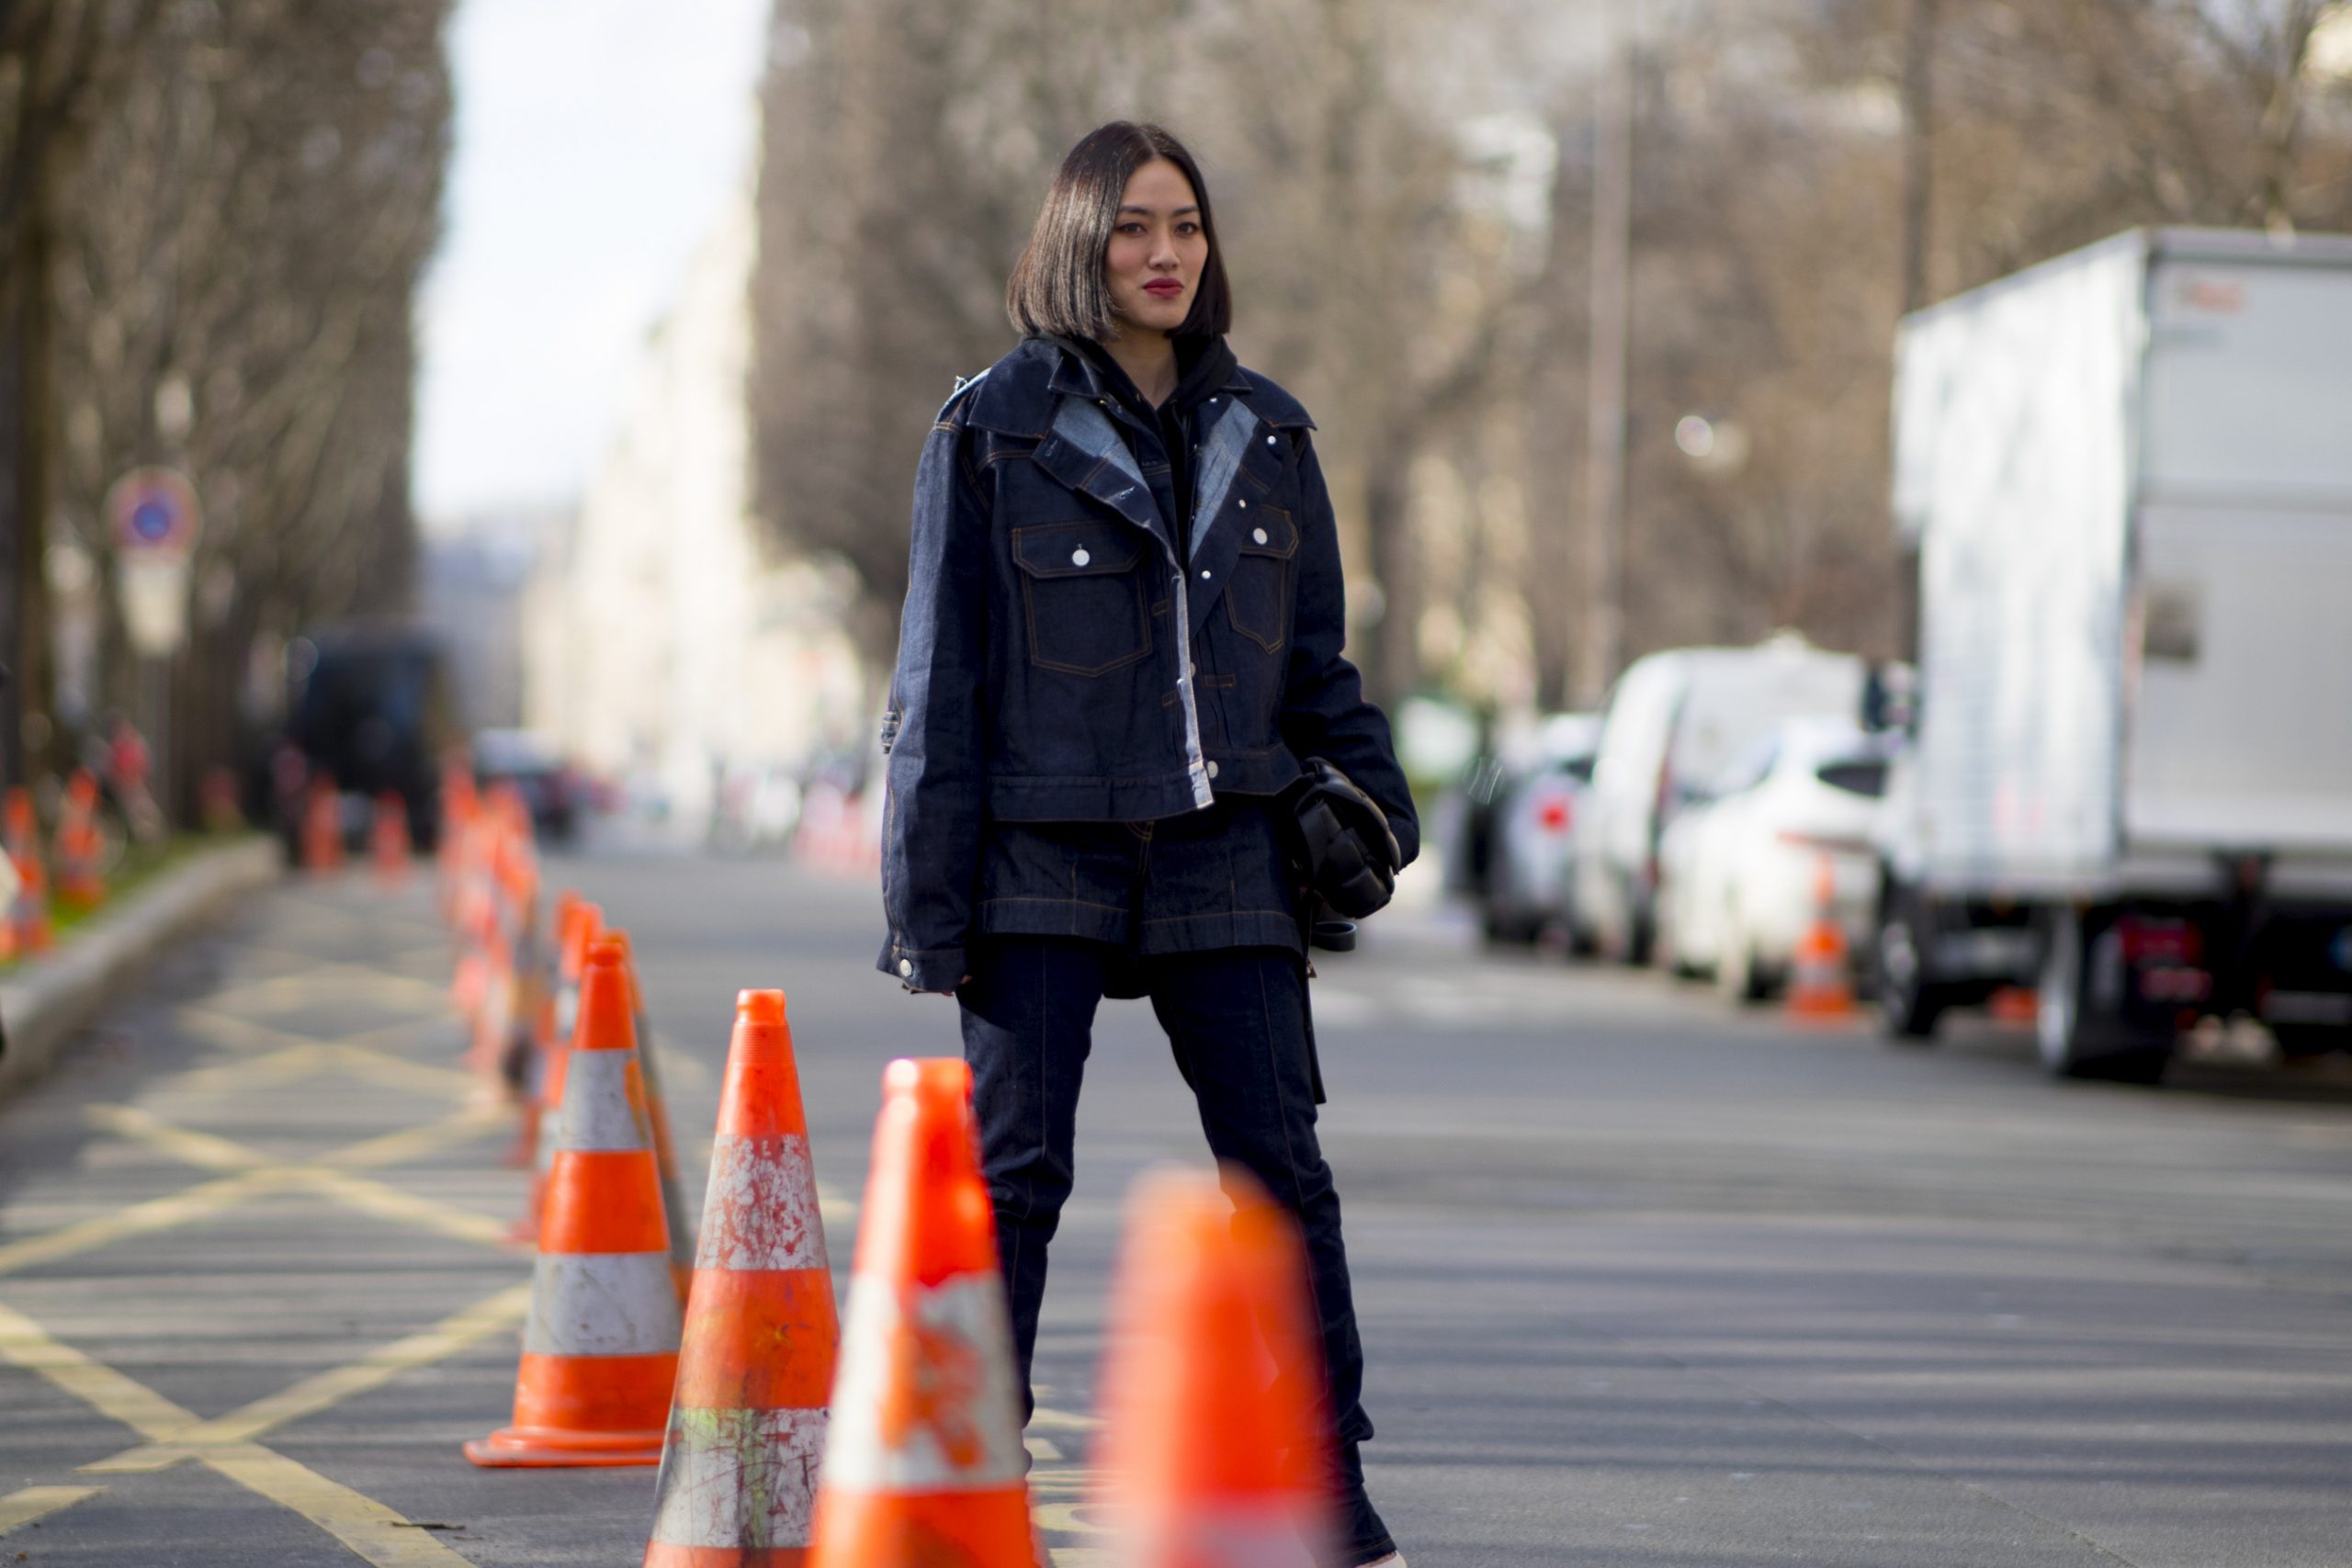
[1252,527,1268,545]
[1201,570,1212,580]
[1238,498,1248,509]
[1071,547,1090,567]
[898,959,913,977]
[1207,761,1220,780]
[1188,660,1197,675]
[1266,435,1277,445]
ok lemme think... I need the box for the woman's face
[1103,157,1208,338]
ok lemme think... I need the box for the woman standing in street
[877,120,1416,1567]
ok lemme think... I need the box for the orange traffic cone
[1787,854,1856,1021]
[642,988,840,1566]
[512,899,601,1244]
[371,793,412,884]
[1092,1167,1338,1567]
[53,770,107,910]
[4,789,52,957]
[608,929,695,1298]
[465,938,682,1468]
[808,1058,1035,1565]
[300,776,345,874]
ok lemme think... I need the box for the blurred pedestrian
[877,121,1417,1567]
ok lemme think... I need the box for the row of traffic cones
[0,773,107,961]
[464,941,1336,1562]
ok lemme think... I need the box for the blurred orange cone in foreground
[1787,855,1855,1020]
[808,1058,1035,1566]
[4,789,52,957]
[53,770,107,909]
[642,988,840,1566]
[1091,1168,1337,1568]
[465,938,681,1467]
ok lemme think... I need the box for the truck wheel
[1875,886,1948,1042]
[2037,907,2172,1085]
[2269,1023,2347,1061]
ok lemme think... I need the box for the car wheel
[2037,906,2172,1085]
[1875,885,1948,1043]
[1715,914,1767,1004]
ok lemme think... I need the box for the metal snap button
[1071,547,1090,567]
[1206,760,1220,779]
[898,959,913,977]
[1266,435,1277,445]
[1238,498,1248,509]
[1252,527,1268,545]
[1201,570,1212,580]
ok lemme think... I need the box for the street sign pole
[106,467,201,830]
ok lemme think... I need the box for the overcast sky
[412,0,768,527]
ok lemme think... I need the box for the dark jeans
[956,936,1374,1449]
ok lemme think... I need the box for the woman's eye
[1177,222,1200,235]
[1117,222,1145,234]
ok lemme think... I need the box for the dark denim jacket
[877,336,1418,989]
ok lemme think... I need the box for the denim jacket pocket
[1012,518,1154,676]
[1224,506,1299,654]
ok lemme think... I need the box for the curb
[0,836,283,1101]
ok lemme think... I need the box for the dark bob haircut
[1005,121,1232,342]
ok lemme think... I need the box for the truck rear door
[2127,253,2352,857]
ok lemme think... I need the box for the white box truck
[1874,227,2352,1081]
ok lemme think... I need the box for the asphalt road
[4,844,2351,1566]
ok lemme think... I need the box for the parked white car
[1657,719,1896,999]
[1574,635,1868,964]
[1479,713,1600,944]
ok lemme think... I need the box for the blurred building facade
[522,186,868,830]
[421,513,557,732]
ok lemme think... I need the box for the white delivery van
[1575,636,1865,964]
[1876,226,2352,1080]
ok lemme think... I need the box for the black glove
[1289,757,1402,920]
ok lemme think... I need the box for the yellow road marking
[74,1103,515,1250]
[176,1005,321,1054]
[327,1042,480,1100]
[84,1282,534,1473]
[85,1103,272,1171]
[204,1441,479,1566]
[0,1484,106,1536]
[0,1298,208,1439]
[324,1104,510,1170]
[0,1169,293,1279]
[0,1295,481,1565]
[220,951,451,1010]
[334,1014,456,1054]
[164,1043,330,1099]
[292,1168,511,1247]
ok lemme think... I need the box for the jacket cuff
[876,939,968,993]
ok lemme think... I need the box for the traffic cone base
[469,940,681,1470]
[645,1407,828,1566]
[644,992,841,1568]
